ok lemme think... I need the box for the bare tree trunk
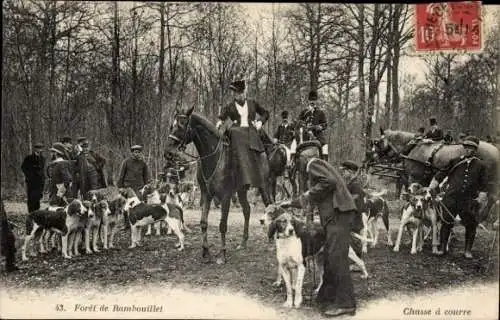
[357,4,366,134]
[385,49,392,128]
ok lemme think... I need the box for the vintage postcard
[1,2,499,319]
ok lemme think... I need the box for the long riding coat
[117,156,152,196]
[218,99,270,189]
[289,158,357,310]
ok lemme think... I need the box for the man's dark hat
[462,136,479,148]
[281,110,289,118]
[418,127,425,132]
[61,136,72,144]
[429,117,437,124]
[308,90,318,101]
[229,80,246,94]
[33,143,44,149]
[340,160,359,171]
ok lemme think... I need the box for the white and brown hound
[394,183,439,254]
[361,188,393,253]
[123,195,185,250]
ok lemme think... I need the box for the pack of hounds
[21,182,189,262]
[18,178,489,310]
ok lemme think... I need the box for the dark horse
[165,105,271,264]
[267,144,294,202]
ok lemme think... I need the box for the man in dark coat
[1,198,19,272]
[340,161,365,257]
[216,80,271,204]
[273,110,295,166]
[297,90,329,161]
[47,143,73,206]
[429,136,489,259]
[21,143,46,212]
[424,117,443,141]
[281,158,357,317]
[117,145,152,199]
[74,139,107,199]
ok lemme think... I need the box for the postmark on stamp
[415,2,483,53]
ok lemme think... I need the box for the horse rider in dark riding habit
[428,135,489,259]
[216,79,272,202]
[294,90,329,162]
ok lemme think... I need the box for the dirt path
[1,281,498,319]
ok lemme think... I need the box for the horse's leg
[237,189,251,250]
[200,192,213,263]
[216,196,231,265]
[269,175,277,203]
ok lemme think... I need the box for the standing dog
[267,211,306,308]
[394,183,439,254]
[361,189,392,253]
[88,188,127,249]
[123,195,185,250]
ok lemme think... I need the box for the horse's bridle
[168,113,225,187]
[168,114,192,154]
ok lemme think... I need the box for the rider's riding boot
[321,154,328,162]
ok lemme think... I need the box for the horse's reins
[169,114,225,189]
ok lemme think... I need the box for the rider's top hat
[340,160,359,171]
[281,110,289,118]
[308,90,318,101]
[61,136,72,144]
[229,80,246,94]
[462,136,479,148]
[429,117,437,125]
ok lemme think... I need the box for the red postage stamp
[415,2,482,53]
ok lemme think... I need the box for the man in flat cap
[429,136,489,258]
[21,143,46,212]
[273,110,296,167]
[424,117,443,141]
[73,138,107,199]
[340,160,365,259]
[47,143,73,206]
[216,79,272,205]
[297,90,329,161]
[117,145,152,199]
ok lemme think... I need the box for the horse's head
[166,104,195,152]
[372,127,414,162]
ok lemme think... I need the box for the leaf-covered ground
[1,199,498,319]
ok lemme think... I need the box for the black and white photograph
[1,2,499,319]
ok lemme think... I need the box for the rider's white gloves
[216,120,223,129]
[254,120,263,130]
